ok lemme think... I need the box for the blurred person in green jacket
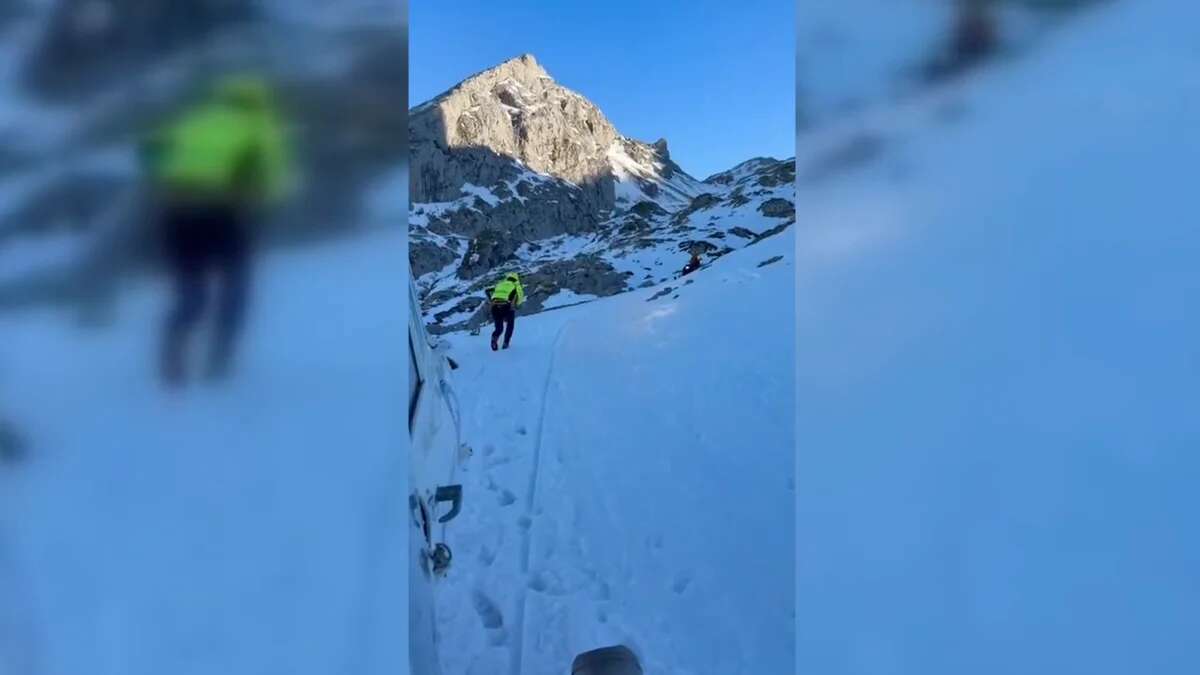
[142,74,294,387]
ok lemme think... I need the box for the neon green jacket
[491,273,525,306]
[149,77,293,204]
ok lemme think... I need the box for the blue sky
[410,0,794,179]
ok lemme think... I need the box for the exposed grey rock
[526,256,626,300]
[434,297,482,325]
[410,239,459,279]
[410,54,617,211]
[757,255,784,268]
[617,136,685,181]
[647,286,674,302]
[688,193,721,210]
[458,229,519,280]
[753,221,794,244]
[759,198,795,219]
[421,287,462,312]
[670,192,721,225]
[729,226,759,240]
[618,217,654,236]
[678,240,720,255]
[703,157,776,184]
[631,200,668,218]
[426,253,628,335]
[409,54,703,260]
[756,161,796,188]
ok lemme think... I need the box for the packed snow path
[432,231,796,675]
[0,230,409,675]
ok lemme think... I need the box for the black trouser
[491,302,515,347]
[160,202,251,382]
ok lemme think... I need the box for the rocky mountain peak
[450,52,552,95]
[409,54,794,335]
[410,53,621,198]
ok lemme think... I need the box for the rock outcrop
[410,54,619,232]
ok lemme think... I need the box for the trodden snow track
[510,319,573,675]
[433,230,795,675]
[0,229,410,675]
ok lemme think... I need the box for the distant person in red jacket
[681,253,702,277]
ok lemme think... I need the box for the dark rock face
[425,254,628,335]
[671,192,722,225]
[631,200,668,218]
[428,179,604,243]
[647,286,674,302]
[753,221,793,243]
[756,161,796,187]
[410,239,459,279]
[458,229,519,280]
[409,55,705,267]
[618,216,654,236]
[678,240,721,255]
[434,297,483,325]
[524,256,627,301]
[759,198,795,219]
[409,54,620,231]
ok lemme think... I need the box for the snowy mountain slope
[0,229,410,675]
[796,0,1093,131]
[607,137,707,211]
[795,0,1200,673]
[428,227,795,675]
[414,154,794,332]
[409,54,795,335]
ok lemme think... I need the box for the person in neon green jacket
[489,272,525,351]
[145,74,295,387]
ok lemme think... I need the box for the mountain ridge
[409,53,796,334]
